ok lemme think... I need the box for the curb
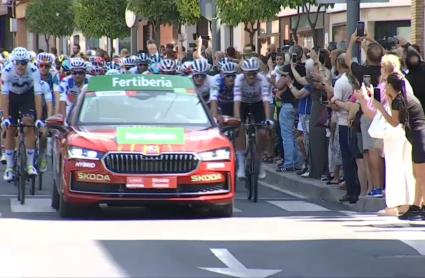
[262,163,385,212]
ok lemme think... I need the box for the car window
[78,90,211,127]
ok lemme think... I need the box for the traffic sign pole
[347,0,361,62]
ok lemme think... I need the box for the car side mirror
[46,114,67,132]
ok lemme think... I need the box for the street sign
[125,8,136,28]
[317,0,389,3]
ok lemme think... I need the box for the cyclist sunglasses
[72,70,86,75]
[193,74,206,79]
[224,74,236,79]
[39,64,51,69]
[15,60,28,66]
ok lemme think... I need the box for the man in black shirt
[405,48,425,109]
[345,31,385,200]
[276,45,306,171]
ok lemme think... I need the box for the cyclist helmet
[123,56,137,67]
[36,52,54,65]
[11,47,30,61]
[218,57,233,67]
[150,53,162,64]
[137,53,151,65]
[92,66,106,76]
[178,61,193,75]
[70,57,87,70]
[159,59,177,73]
[29,50,36,62]
[192,58,211,74]
[105,69,121,75]
[61,59,72,72]
[221,61,238,74]
[241,57,260,72]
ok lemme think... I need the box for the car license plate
[126,177,177,189]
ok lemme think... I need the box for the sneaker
[237,165,245,179]
[0,153,6,165]
[26,165,38,177]
[398,205,422,220]
[301,171,310,178]
[296,168,308,175]
[276,166,296,172]
[367,189,376,196]
[258,166,266,179]
[371,188,384,198]
[3,168,15,182]
[39,159,48,173]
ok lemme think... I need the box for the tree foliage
[127,0,179,26]
[75,0,129,40]
[216,0,284,45]
[26,0,75,37]
[176,0,201,25]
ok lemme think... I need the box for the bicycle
[243,113,267,203]
[8,121,38,205]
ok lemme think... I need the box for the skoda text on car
[48,75,236,218]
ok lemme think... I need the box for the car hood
[67,125,230,153]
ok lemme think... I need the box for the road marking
[199,248,282,278]
[259,181,307,200]
[10,198,56,213]
[234,207,242,213]
[0,194,50,197]
[268,200,330,212]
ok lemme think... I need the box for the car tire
[51,179,59,210]
[58,192,78,218]
[210,203,233,218]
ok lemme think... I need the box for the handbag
[315,107,330,128]
[368,110,402,139]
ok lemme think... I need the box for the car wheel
[58,192,78,218]
[210,203,233,218]
[51,178,59,210]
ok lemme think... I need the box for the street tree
[216,0,284,46]
[75,0,129,55]
[285,0,333,47]
[127,0,201,43]
[26,0,75,51]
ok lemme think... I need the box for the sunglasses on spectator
[39,64,51,69]
[72,71,86,75]
[193,74,206,79]
[224,74,236,79]
[15,60,28,66]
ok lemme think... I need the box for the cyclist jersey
[59,75,90,107]
[233,73,269,103]
[129,66,149,75]
[210,75,234,103]
[41,70,60,92]
[40,80,52,103]
[1,62,42,95]
[193,75,214,103]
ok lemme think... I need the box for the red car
[47,75,238,218]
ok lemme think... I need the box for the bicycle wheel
[30,176,35,195]
[18,142,26,205]
[38,172,43,190]
[249,142,258,202]
[244,146,252,200]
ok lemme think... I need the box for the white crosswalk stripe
[267,200,330,212]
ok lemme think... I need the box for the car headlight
[68,147,103,160]
[198,148,231,161]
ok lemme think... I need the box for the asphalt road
[0,162,425,278]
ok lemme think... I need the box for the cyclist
[191,58,212,104]
[58,57,90,117]
[158,59,177,75]
[177,61,193,76]
[1,47,45,181]
[210,61,238,120]
[234,57,273,179]
[60,58,72,80]
[122,56,137,74]
[130,53,150,74]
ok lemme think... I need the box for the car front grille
[103,152,199,174]
[70,180,230,198]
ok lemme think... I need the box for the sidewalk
[261,163,386,212]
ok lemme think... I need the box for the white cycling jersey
[233,73,269,103]
[40,80,52,103]
[59,75,91,109]
[193,74,214,103]
[1,63,42,95]
[129,66,149,75]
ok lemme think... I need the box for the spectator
[276,45,305,172]
[120,48,130,58]
[331,53,361,203]
[71,44,81,57]
[405,48,425,108]
[346,31,385,198]
[226,46,236,60]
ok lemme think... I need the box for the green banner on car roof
[116,127,185,145]
[87,75,194,92]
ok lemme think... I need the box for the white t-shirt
[333,73,353,126]
[233,73,270,103]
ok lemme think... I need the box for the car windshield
[78,90,211,127]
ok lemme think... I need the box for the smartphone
[357,21,365,37]
[363,75,371,87]
[188,42,196,48]
[201,35,210,40]
[192,33,198,40]
[292,53,297,63]
[373,87,381,102]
